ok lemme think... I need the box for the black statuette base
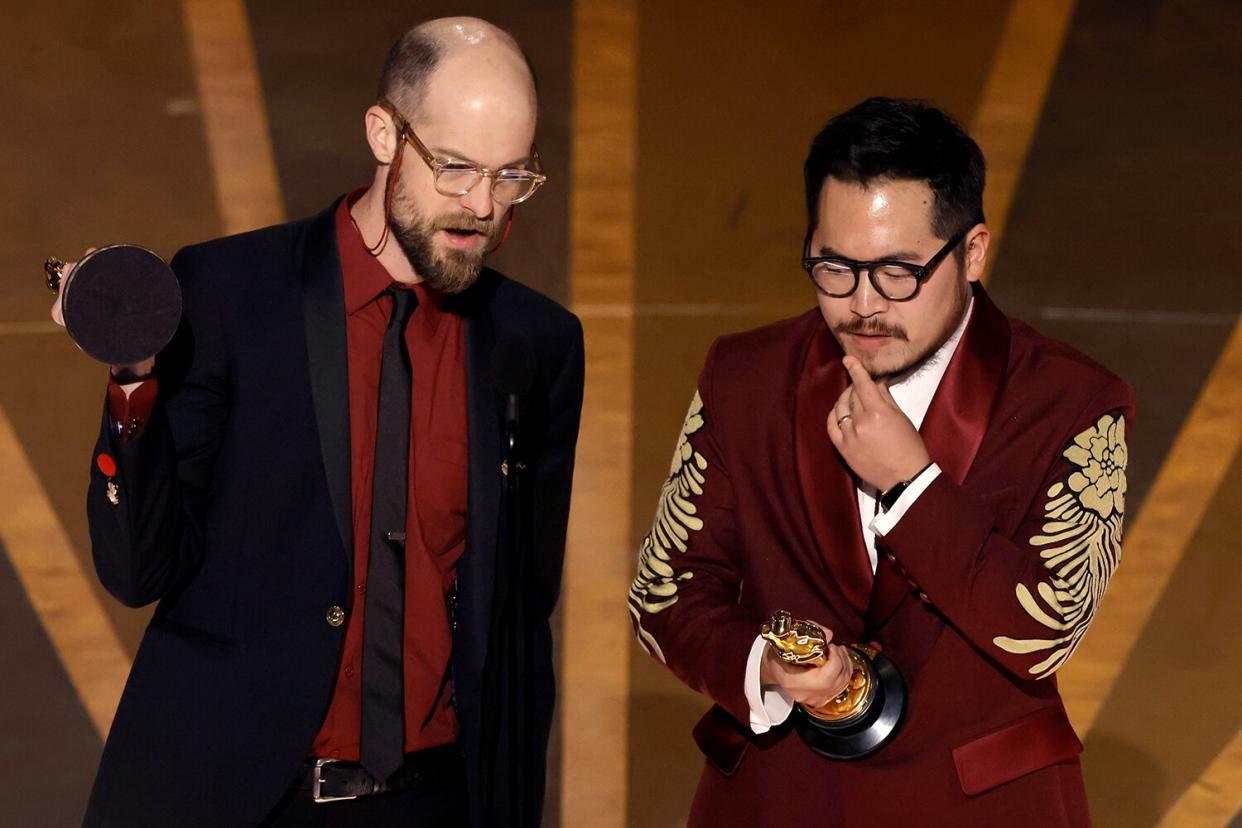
[61,244,181,366]
[794,649,906,761]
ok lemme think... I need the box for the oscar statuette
[761,609,906,759]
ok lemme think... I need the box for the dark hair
[803,97,985,240]
[377,29,444,114]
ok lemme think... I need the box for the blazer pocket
[952,706,1083,795]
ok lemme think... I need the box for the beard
[388,192,495,295]
[834,276,972,380]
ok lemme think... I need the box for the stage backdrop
[1,1,1239,826]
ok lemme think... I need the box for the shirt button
[344,663,355,678]
[357,583,366,594]
[326,605,345,627]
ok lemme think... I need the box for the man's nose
[850,269,888,316]
[458,176,496,219]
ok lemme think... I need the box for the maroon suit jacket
[629,287,1134,827]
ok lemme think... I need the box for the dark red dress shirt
[107,192,468,759]
[312,194,468,758]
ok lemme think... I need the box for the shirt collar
[334,189,448,332]
[886,296,974,430]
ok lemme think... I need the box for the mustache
[835,320,908,340]
[430,213,494,234]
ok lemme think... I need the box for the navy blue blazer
[83,200,584,827]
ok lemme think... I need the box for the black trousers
[261,764,467,827]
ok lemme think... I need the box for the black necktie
[361,286,416,780]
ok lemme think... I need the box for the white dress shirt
[745,299,974,733]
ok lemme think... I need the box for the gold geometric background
[2,1,1238,825]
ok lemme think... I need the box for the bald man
[73,18,582,827]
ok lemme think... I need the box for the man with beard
[629,97,1133,825]
[56,17,582,828]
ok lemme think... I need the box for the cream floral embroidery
[628,390,707,662]
[1065,414,1127,519]
[994,414,1127,678]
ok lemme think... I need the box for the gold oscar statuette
[759,609,906,759]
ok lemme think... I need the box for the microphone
[492,335,536,463]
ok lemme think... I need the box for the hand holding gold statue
[760,610,906,760]
[759,614,856,711]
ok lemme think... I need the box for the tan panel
[2,0,222,654]
[1157,728,1242,828]
[1079,442,1242,825]
[560,1,637,825]
[971,0,1076,279]
[1061,319,1242,733]
[0,405,130,737]
[181,0,285,233]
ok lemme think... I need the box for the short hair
[803,97,986,240]
[376,29,445,115]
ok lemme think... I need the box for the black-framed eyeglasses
[377,97,547,205]
[800,218,979,302]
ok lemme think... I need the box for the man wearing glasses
[71,17,582,828]
[629,97,1133,825]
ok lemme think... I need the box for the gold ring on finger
[837,414,853,425]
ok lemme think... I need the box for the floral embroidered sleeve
[878,381,1134,681]
[628,389,708,662]
[990,412,1126,676]
[626,345,759,721]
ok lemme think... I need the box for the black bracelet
[879,462,934,512]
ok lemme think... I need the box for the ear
[963,223,991,284]
[364,104,400,165]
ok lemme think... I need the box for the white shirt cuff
[870,463,942,537]
[745,635,794,734]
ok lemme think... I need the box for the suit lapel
[867,286,1011,631]
[301,201,353,563]
[794,315,874,617]
[919,286,1010,485]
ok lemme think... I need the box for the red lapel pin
[97,453,119,506]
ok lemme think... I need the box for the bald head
[377,17,536,123]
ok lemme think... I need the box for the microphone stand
[483,391,533,826]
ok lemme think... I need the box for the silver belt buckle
[312,758,359,804]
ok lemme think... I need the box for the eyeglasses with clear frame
[801,218,979,302]
[377,97,547,205]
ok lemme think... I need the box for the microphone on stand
[493,335,537,473]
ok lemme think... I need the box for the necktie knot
[387,286,418,332]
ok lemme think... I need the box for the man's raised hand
[826,355,930,493]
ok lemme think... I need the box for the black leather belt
[303,744,463,804]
